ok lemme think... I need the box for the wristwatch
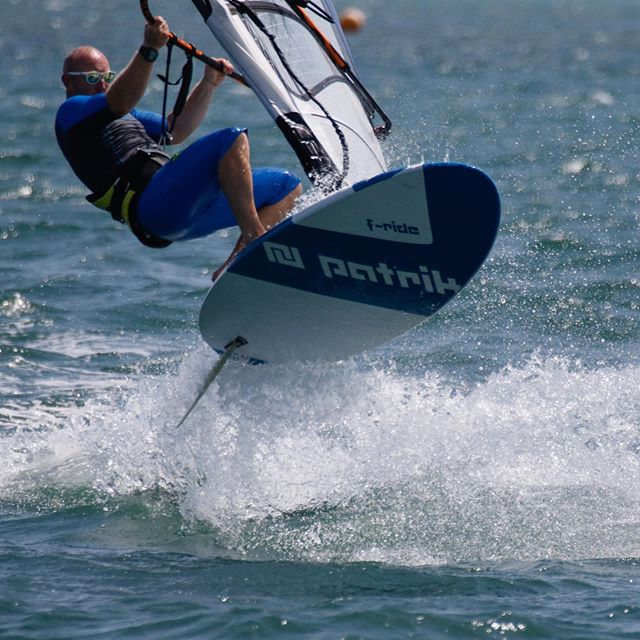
[138,46,159,63]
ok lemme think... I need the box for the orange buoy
[339,7,366,33]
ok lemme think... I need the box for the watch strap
[138,46,159,63]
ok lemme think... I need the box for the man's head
[61,46,113,97]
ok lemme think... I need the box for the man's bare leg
[212,183,302,281]
[218,133,265,245]
[213,135,302,280]
[258,182,302,228]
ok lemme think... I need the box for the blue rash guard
[55,93,167,195]
[55,93,301,243]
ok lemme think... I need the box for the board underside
[199,163,500,363]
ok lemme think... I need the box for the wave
[1,351,639,564]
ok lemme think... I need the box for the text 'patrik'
[264,241,461,296]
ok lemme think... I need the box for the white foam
[2,352,640,563]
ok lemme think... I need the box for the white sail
[190,0,391,190]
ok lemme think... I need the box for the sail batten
[197,0,389,190]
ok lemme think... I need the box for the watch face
[141,46,158,62]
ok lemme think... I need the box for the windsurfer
[55,16,302,277]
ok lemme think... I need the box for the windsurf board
[198,161,500,363]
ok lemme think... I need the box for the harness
[86,149,172,248]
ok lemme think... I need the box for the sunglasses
[66,70,117,85]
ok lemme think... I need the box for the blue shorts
[137,127,301,241]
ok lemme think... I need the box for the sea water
[1,0,640,638]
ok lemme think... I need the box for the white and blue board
[199,162,500,363]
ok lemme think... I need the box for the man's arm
[167,61,234,145]
[106,17,169,117]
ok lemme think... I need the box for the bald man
[56,17,301,275]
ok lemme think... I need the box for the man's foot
[210,182,302,282]
[212,241,244,281]
[211,226,265,282]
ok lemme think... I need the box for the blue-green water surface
[1,0,640,638]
